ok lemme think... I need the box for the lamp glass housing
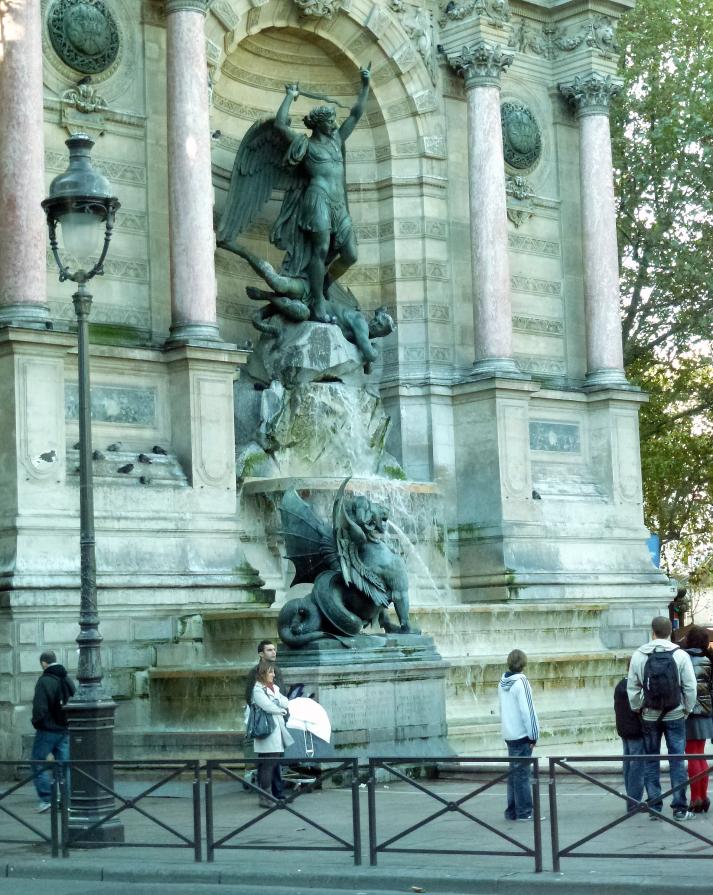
[58,208,104,260]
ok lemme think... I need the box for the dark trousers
[257,752,284,799]
[504,739,533,820]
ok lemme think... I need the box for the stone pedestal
[278,636,451,757]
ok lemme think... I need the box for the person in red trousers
[683,625,713,812]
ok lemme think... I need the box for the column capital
[449,42,513,89]
[166,0,210,14]
[559,73,621,118]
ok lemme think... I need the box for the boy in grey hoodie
[498,649,539,821]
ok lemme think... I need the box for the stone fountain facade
[0,0,674,763]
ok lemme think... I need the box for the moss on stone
[88,323,149,347]
[383,464,406,480]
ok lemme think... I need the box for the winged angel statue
[217,67,394,371]
[277,480,420,648]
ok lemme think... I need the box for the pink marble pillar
[561,74,627,387]
[166,0,220,343]
[0,0,48,326]
[452,43,520,377]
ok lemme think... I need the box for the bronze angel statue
[276,480,420,648]
[216,67,394,370]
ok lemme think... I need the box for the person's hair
[507,649,527,673]
[257,640,275,655]
[686,625,710,652]
[40,650,56,665]
[256,660,275,684]
[303,105,335,131]
[651,616,673,639]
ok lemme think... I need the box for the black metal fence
[548,754,713,872]
[4,754,713,871]
[367,756,542,871]
[205,758,361,864]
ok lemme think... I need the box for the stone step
[410,602,609,657]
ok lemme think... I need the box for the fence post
[531,757,542,873]
[367,758,377,866]
[548,758,560,873]
[350,758,362,866]
[205,761,214,863]
[193,761,202,862]
[50,765,59,858]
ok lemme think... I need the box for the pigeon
[211,129,222,140]
[117,463,134,474]
[77,75,92,86]
[139,476,151,485]
[92,450,105,461]
[138,453,152,464]
[39,450,57,462]
[107,442,122,452]
[532,489,542,500]
[72,441,80,450]
[151,445,168,455]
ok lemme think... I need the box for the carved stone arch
[206,0,438,152]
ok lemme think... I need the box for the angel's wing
[333,479,390,607]
[279,489,339,586]
[217,119,296,244]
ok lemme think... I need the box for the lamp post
[42,133,123,844]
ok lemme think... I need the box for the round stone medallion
[501,102,542,171]
[47,0,120,75]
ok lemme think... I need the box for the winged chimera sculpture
[216,68,394,372]
[277,480,420,647]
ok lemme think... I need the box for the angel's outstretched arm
[339,66,370,141]
[274,84,302,141]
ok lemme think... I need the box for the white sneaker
[673,810,695,821]
[36,801,51,813]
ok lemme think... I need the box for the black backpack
[642,646,682,717]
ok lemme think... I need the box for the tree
[611,0,713,576]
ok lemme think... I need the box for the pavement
[3,765,713,894]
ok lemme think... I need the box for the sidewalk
[2,771,713,893]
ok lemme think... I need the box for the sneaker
[36,801,51,813]
[649,811,662,821]
[673,810,695,821]
[516,815,533,822]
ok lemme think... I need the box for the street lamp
[42,133,123,844]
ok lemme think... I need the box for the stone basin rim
[241,476,438,495]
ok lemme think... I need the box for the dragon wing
[217,118,300,244]
[279,489,339,586]
[333,479,390,608]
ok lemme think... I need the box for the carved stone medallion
[47,0,120,75]
[501,101,541,170]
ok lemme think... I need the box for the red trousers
[685,739,709,803]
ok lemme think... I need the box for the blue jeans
[31,729,69,801]
[642,717,688,812]
[505,739,533,820]
[622,737,651,810]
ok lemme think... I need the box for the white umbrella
[286,697,331,743]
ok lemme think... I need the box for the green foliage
[612,0,713,577]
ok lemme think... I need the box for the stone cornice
[449,42,514,89]
[166,0,210,14]
[559,72,621,117]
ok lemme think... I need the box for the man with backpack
[31,650,75,813]
[628,616,697,820]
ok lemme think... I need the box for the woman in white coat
[251,660,294,807]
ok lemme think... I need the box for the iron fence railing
[5,753,713,872]
[548,754,713,871]
[0,761,60,856]
[367,756,542,872]
[204,758,361,865]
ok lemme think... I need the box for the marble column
[560,73,627,387]
[166,0,220,343]
[451,42,520,377]
[0,0,49,326]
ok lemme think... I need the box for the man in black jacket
[31,650,75,813]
